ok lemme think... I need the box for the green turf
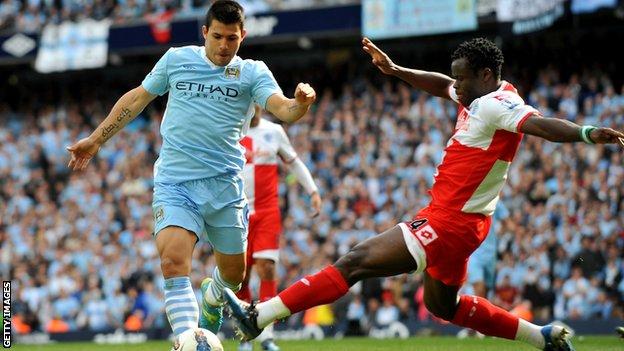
[8,336,623,351]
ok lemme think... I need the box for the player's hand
[294,83,316,107]
[362,37,396,75]
[589,127,624,146]
[66,136,101,171]
[310,191,322,218]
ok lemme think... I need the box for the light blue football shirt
[142,45,282,183]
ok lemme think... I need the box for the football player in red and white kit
[237,104,321,351]
[226,38,624,350]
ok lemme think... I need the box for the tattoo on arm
[100,122,119,141]
[116,107,132,122]
[100,108,132,142]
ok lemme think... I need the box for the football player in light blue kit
[66,1,316,347]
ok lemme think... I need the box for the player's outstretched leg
[225,264,352,340]
[423,273,574,350]
[453,295,574,350]
[224,225,418,340]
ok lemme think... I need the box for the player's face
[451,58,492,106]
[202,20,246,66]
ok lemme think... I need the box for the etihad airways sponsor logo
[175,81,239,101]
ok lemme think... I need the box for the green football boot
[198,277,224,334]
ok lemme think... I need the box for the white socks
[256,297,291,329]
[164,276,199,337]
[204,267,241,306]
[515,319,563,349]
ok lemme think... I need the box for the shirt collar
[468,80,510,108]
[201,47,241,69]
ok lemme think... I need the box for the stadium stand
[0,0,358,33]
[2,61,623,333]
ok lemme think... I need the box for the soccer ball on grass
[178,328,223,351]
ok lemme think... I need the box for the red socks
[260,280,277,302]
[451,295,519,340]
[236,284,251,303]
[236,281,278,302]
[278,265,350,314]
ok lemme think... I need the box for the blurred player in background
[66,1,316,349]
[237,105,321,351]
[457,202,509,339]
[225,37,624,351]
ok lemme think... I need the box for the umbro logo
[182,65,196,70]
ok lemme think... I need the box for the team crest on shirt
[224,65,241,79]
[154,206,164,223]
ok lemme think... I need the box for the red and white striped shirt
[430,81,538,216]
[240,119,298,213]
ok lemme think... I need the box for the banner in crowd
[496,0,565,34]
[571,0,618,14]
[362,0,477,39]
[146,10,176,44]
[35,19,111,73]
[244,4,360,38]
[496,0,565,21]
[108,5,360,51]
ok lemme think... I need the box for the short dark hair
[205,0,244,29]
[451,38,504,79]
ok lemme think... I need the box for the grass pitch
[8,336,623,350]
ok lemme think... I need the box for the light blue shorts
[152,175,249,255]
[467,251,496,290]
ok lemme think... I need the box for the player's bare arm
[520,114,624,145]
[265,83,316,123]
[362,37,454,99]
[66,86,156,171]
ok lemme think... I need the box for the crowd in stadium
[1,61,623,334]
[0,0,357,33]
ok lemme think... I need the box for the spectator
[572,236,606,279]
[46,314,70,333]
[375,292,399,327]
[345,294,366,336]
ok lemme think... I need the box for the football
[178,328,224,351]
